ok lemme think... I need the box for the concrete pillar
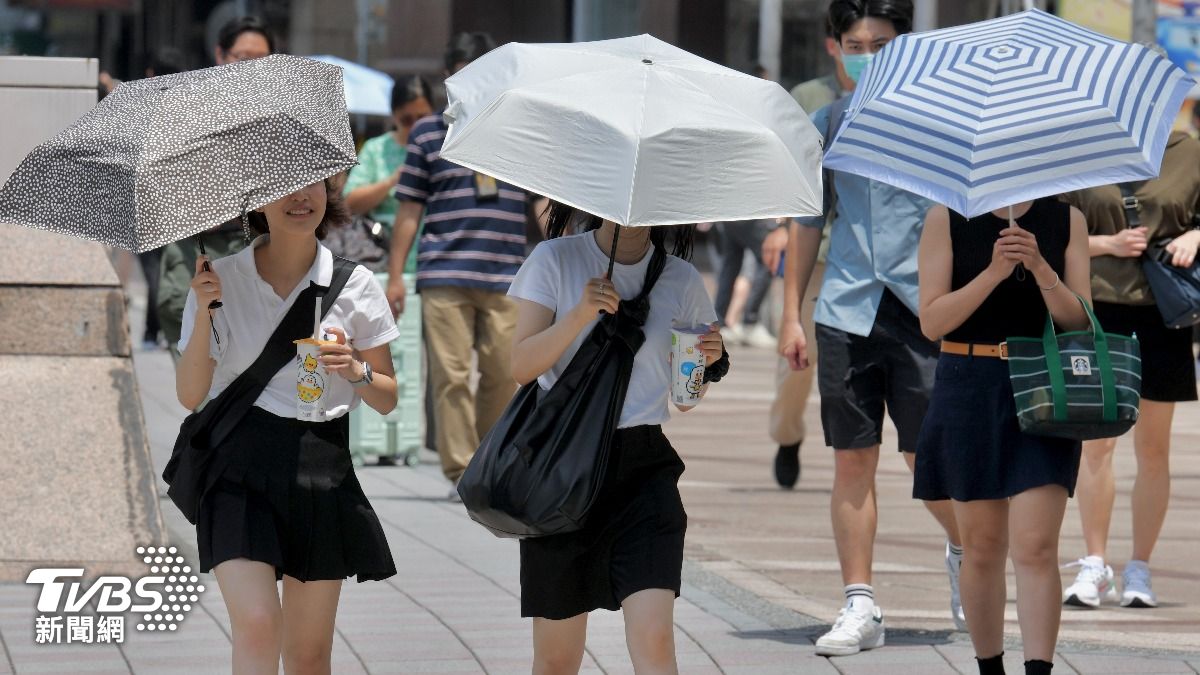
[758,0,782,77]
[0,57,166,581]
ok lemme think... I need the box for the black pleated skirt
[913,354,1081,502]
[196,406,396,583]
[519,425,686,620]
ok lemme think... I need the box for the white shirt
[179,236,400,421]
[507,232,717,428]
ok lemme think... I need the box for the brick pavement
[0,293,1197,673]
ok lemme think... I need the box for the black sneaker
[774,443,800,489]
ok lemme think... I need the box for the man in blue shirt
[777,0,964,657]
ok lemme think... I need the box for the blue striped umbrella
[823,9,1195,218]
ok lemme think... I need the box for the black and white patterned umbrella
[0,54,357,252]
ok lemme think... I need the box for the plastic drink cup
[669,326,708,406]
[294,337,336,421]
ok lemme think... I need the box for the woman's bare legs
[1009,485,1069,662]
[213,559,283,674]
[951,499,1009,659]
[280,576,343,675]
[532,613,588,675]
[622,589,678,675]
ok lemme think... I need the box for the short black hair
[390,74,432,112]
[444,32,496,72]
[246,178,349,241]
[827,0,914,41]
[217,16,276,55]
[751,63,769,78]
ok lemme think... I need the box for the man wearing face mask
[777,0,965,657]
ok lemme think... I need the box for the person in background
[1059,126,1200,610]
[762,16,854,489]
[710,64,783,351]
[388,33,527,499]
[777,0,965,655]
[342,75,433,262]
[158,16,276,360]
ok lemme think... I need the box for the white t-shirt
[179,236,400,421]
[507,232,717,428]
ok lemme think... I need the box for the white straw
[313,295,321,340]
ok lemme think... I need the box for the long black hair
[543,201,696,262]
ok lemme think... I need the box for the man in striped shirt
[386,32,527,494]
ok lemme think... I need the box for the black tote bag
[457,247,667,539]
[163,257,356,524]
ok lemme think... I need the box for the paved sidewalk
[1,289,1198,672]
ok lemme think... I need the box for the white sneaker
[1121,562,1158,608]
[814,605,885,657]
[723,323,745,345]
[945,543,967,631]
[1062,556,1118,608]
[741,324,777,349]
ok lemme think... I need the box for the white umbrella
[439,34,823,227]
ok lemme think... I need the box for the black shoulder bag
[1118,183,1200,328]
[162,256,357,524]
[458,247,669,539]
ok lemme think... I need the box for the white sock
[845,584,875,613]
[1083,554,1105,568]
[948,541,964,558]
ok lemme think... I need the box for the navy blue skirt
[913,354,1081,502]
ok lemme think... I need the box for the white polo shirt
[179,236,400,421]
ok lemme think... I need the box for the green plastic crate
[349,273,423,466]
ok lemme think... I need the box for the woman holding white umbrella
[508,205,724,672]
[436,33,822,674]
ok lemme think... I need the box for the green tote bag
[1004,296,1141,441]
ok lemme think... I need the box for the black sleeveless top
[945,198,1070,344]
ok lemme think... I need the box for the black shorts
[1093,301,1197,403]
[815,290,938,452]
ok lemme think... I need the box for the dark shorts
[816,290,938,452]
[1093,301,1197,403]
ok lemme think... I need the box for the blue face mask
[841,52,875,84]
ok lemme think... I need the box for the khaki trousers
[421,286,519,481]
[768,263,823,446]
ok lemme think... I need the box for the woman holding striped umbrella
[915,198,1092,675]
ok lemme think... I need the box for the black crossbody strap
[240,255,358,388]
[1117,182,1142,230]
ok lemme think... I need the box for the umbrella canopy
[823,9,1195,218]
[0,54,357,252]
[309,55,394,116]
[439,34,823,227]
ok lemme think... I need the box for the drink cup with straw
[293,294,333,421]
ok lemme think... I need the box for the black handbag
[322,215,390,273]
[457,246,668,539]
[162,256,356,524]
[1117,183,1200,328]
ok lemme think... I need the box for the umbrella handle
[196,233,223,348]
[605,224,620,281]
[196,234,224,310]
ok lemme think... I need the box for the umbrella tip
[642,58,653,65]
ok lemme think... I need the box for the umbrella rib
[624,65,652,225]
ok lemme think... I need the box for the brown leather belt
[940,340,1009,359]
